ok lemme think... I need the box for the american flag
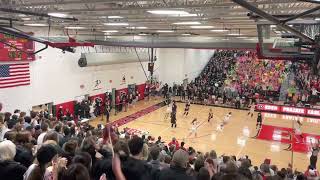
[0,63,30,89]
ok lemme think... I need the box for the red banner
[0,33,35,61]
[256,104,320,117]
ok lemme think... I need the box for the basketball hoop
[64,28,78,42]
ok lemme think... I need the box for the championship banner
[256,104,320,118]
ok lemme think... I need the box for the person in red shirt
[168,137,179,150]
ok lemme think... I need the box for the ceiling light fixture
[181,33,191,36]
[65,26,86,30]
[136,26,148,29]
[104,22,129,26]
[48,12,68,18]
[126,26,148,29]
[173,21,201,25]
[147,10,189,15]
[102,30,118,33]
[315,18,320,21]
[179,13,201,17]
[24,23,48,27]
[270,25,277,28]
[190,25,214,29]
[108,16,123,19]
[210,29,229,32]
[157,30,174,33]
[21,17,31,21]
[227,33,243,36]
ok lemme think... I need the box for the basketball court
[88,98,320,171]
[2,0,320,177]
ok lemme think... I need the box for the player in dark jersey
[208,109,213,123]
[256,112,262,129]
[183,101,191,117]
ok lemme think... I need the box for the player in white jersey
[294,119,304,143]
[164,102,172,119]
[218,112,232,130]
[188,118,199,138]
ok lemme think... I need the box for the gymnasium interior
[1,0,320,180]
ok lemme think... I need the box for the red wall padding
[55,101,75,118]
[115,88,129,104]
[89,93,106,113]
[137,83,146,100]
[89,93,106,103]
[53,83,146,118]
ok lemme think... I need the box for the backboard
[257,23,315,60]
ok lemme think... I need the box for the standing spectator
[122,136,154,180]
[159,149,195,180]
[0,115,9,141]
[0,140,27,180]
[37,122,49,147]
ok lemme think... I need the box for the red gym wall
[55,83,146,118]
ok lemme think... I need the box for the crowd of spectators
[293,63,320,105]
[226,52,287,98]
[160,50,320,108]
[0,108,319,180]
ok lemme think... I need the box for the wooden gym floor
[90,98,320,171]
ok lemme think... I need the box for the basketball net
[64,29,78,42]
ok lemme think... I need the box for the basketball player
[183,101,191,117]
[310,139,320,169]
[219,112,232,130]
[188,118,199,138]
[208,109,213,123]
[172,101,177,114]
[294,119,304,143]
[164,102,172,119]
[171,112,177,128]
[248,103,255,118]
[256,112,262,129]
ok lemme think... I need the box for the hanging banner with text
[0,33,35,61]
[256,104,320,117]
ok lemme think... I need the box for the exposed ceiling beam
[231,0,314,43]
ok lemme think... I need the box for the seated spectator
[0,140,27,180]
[148,145,162,170]
[168,137,179,150]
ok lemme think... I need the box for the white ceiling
[0,0,319,41]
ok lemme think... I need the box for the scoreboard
[0,33,35,61]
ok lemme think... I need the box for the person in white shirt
[37,122,49,147]
[0,116,9,142]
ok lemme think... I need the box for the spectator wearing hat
[159,149,195,180]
